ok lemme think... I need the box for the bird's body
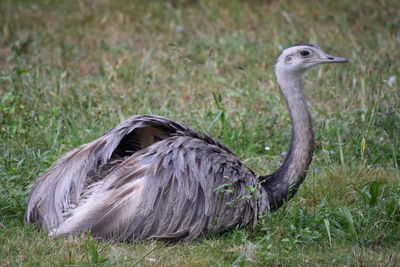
[25,44,347,241]
[26,115,266,240]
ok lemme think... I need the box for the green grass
[1,0,399,265]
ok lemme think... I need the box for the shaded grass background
[0,0,399,265]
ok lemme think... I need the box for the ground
[0,0,399,266]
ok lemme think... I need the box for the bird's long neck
[260,70,314,211]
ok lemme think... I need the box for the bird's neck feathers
[261,69,314,211]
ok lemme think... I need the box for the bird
[25,44,348,241]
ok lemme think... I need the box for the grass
[0,0,399,265]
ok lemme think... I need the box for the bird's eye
[300,50,310,57]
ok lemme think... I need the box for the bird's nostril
[328,57,334,60]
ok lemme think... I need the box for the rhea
[25,44,347,241]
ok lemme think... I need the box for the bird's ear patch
[285,55,293,65]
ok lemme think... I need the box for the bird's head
[275,44,348,75]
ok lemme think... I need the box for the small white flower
[147,258,157,263]
[264,146,270,151]
[388,76,396,87]
[175,26,184,33]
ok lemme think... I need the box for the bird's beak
[317,53,349,64]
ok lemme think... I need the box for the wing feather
[49,136,264,241]
[27,114,268,241]
[25,115,201,231]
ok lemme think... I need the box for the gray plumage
[25,44,347,241]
